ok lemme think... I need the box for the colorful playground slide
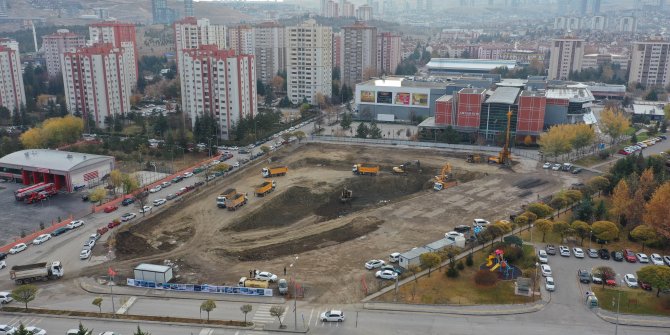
[486,254,495,267]
[490,263,500,271]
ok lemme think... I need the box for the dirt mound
[115,223,195,260]
[219,216,384,261]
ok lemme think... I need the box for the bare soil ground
[103,143,576,304]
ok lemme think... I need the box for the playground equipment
[486,249,513,279]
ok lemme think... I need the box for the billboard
[126,279,273,296]
[395,92,410,105]
[412,93,428,107]
[377,91,392,104]
[360,91,375,103]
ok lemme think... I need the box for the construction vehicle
[466,154,482,163]
[10,261,64,284]
[352,163,379,176]
[488,109,513,166]
[433,163,457,191]
[392,160,421,175]
[340,187,353,203]
[262,166,288,178]
[225,193,248,211]
[255,180,276,197]
[216,188,237,208]
[238,276,270,289]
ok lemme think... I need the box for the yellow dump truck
[262,166,288,178]
[216,188,237,208]
[225,193,247,211]
[352,163,380,176]
[255,180,276,197]
[238,277,269,289]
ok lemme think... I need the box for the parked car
[67,220,85,229]
[255,271,278,282]
[320,310,345,322]
[0,292,13,304]
[454,225,471,233]
[80,248,92,260]
[571,167,583,174]
[149,185,162,193]
[139,205,152,213]
[624,274,638,288]
[103,205,118,213]
[636,253,649,263]
[89,232,101,241]
[32,234,52,245]
[638,279,652,291]
[107,220,121,229]
[545,244,556,255]
[171,176,184,183]
[598,248,610,260]
[0,253,6,261]
[365,259,385,269]
[578,269,591,283]
[538,250,548,263]
[587,248,598,258]
[375,269,398,280]
[445,231,464,239]
[84,240,95,249]
[591,270,603,284]
[559,245,570,257]
[166,193,178,200]
[0,325,16,334]
[121,213,136,222]
[545,277,555,291]
[551,163,561,171]
[663,255,670,266]
[121,197,135,206]
[183,172,194,178]
[161,181,171,188]
[542,162,552,169]
[9,243,28,254]
[473,218,490,226]
[50,227,70,236]
[153,199,167,206]
[573,247,585,258]
[624,249,637,262]
[540,264,552,276]
[611,250,624,262]
[97,227,109,235]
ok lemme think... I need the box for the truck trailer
[262,166,288,178]
[255,180,276,197]
[10,261,64,284]
[238,276,270,289]
[352,163,379,176]
[225,193,248,211]
[216,188,237,208]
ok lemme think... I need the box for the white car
[80,248,92,260]
[233,161,240,168]
[26,326,47,335]
[572,247,585,258]
[84,240,95,249]
[375,269,398,280]
[139,205,152,213]
[559,245,570,257]
[153,198,167,206]
[551,163,561,170]
[473,218,490,226]
[183,172,194,178]
[121,213,136,222]
[66,220,85,229]
[651,253,664,265]
[66,330,79,335]
[32,234,52,245]
[636,253,649,263]
[538,250,548,263]
[542,162,552,169]
[255,271,278,282]
[540,264,552,277]
[545,276,555,291]
[99,332,121,335]
[149,185,162,193]
[445,231,464,239]
[161,181,171,188]
[624,274,638,288]
[0,292,13,304]
[320,310,345,322]
[0,325,17,334]
[9,243,28,254]
[365,259,385,269]
[0,261,5,270]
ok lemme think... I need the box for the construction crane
[392,160,421,175]
[488,109,513,166]
[433,163,456,191]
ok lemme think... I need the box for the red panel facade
[517,95,546,134]
[456,91,484,129]
[435,97,454,126]
[546,98,568,106]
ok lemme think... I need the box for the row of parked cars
[1,219,86,259]
[542,162,583,174]
[618,135,666,155]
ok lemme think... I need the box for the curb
[362,299,547,316]
[0,310,254,330]
[262,325,310,333]
[593,309,670,328]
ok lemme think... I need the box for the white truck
[216,188,237,208]
[10,261,64,284]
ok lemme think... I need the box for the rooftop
[135,263,172,273]
[436,95,453,102]
[546,85,594,101]
[358,77,447,89]
[632,103,666,116]
[460,88,486,94]
[427,58,517,72]
[400,247,430,259]
[485,87,521,104]
[520,90,546,98]
[0,149,114,172]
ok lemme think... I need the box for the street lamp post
[530,224,534,243]
[290,256,299,331]
[534,262,539,297]
[589,230,593,250]
[615,274,622,335]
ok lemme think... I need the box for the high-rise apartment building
[42,29,85,78]
[341,22,377,87]
[62,43,130,126]
[152,0,177,24]
[356,5,373,21]
[174,17,227,74]
[285,20,332,104]
[180,46,256,140]
[342,1,355,17]
[629,39,670,87]
[184,0,193,17]
[88,21,138,88]
[254,22,285,85]
[377,32,401,75]
[0,39,25,114]
[548,37,584,80]
[332,32,342,69]
[228,25,255,56]
[325,0,339,18]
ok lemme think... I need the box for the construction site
[105,142,577,304]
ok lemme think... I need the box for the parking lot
[0,181,92,245]
[538,243,663,306]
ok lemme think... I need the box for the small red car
[606,279,617,286]
[639,280,652,291]
[107,220,121,229]
[624,249,637,263]
[97,227,109,235]
[103,205,118,213]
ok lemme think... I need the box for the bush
[474,270,498,286]
[465,253,473,267]
[501,245,523,262]
[446,267,459,278]
[456,261,465,271]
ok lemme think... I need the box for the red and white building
[180,45,256,140]
[88,21,138,88]
[174,17,227,74]
[42,29,85,78]
[0,38,25,114]
[62,43,131,127]
[254,21,285,85]
[377,32,401,75]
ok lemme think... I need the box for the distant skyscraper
[592,0,601,14]
[618,16,637,32]
[548,37,584,80]
[578,0,587,15]
[152,0,177,24]
[630,39,670,88]
[342,1,355,17]
[0,0,8,17]
[285,20,332,104]
[42,29,85,78]
[0,39,26,114]
[356,5,373,21]
[184,0,193,17]
[325,0,339,18]
[341,22,377,88]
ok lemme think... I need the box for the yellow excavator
[433,163,456,191]
[488,109,513,166]
[393,160,421,175]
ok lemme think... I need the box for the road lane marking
[198,328,213,335]
[115,295,137,314]
[307,308,314,327]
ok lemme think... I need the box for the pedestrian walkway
[3,315,44,329]
[251,304,281,329]
[595,308,670,328]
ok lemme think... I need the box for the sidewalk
[77,277,286,304]
[594,308,670,328]
[363,297,547,316]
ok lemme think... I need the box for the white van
[389,252,400,263]
[238,277,247,287]
[0,291,13,304]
